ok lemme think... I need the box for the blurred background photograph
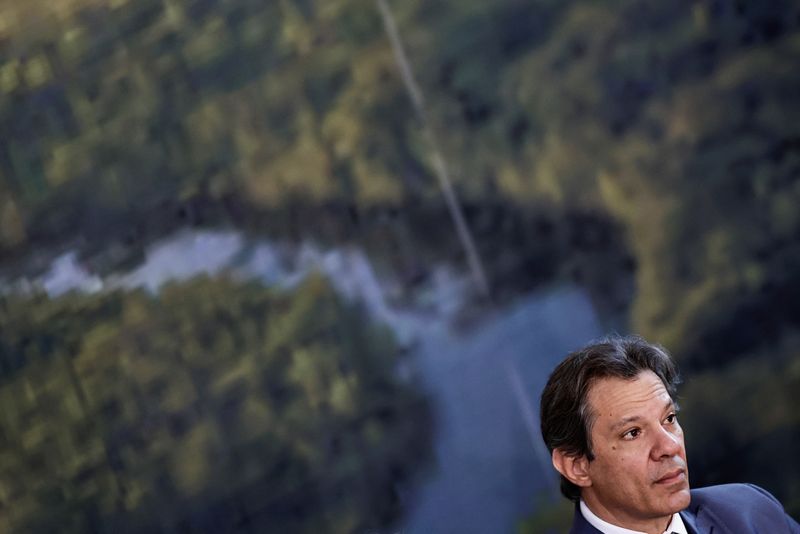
[0,0,798,532]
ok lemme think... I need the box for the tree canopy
[0,276,430,532]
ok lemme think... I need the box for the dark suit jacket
[569,484,800,534]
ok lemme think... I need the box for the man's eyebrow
[610,415,642,431]
[610,399,677,431]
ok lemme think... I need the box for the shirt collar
[579,499,688,534]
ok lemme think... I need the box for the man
[540,335,800,534]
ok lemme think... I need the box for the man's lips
[655,468,685,484]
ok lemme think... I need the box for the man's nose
[651,426,682,459]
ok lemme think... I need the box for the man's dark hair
[539,335,681,502]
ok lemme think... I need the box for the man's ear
[552,448,592,488]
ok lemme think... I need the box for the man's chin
[655,471,690,502]
[666,485,691,512]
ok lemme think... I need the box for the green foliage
[516,493,573,534]
[0,0,427,249]
[599,32,800,362]
[0,276,430,532]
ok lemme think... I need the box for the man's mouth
[655,469,685,485]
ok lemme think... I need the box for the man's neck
[580,496,673,534]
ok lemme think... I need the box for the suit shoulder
[690,483,784,512]
[692,483,778,502]
[688,483,800,533]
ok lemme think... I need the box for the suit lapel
[680,509,704,534]
[681,504,720,534]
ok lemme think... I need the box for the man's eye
[665,413,677,424]
[623,428,641,440]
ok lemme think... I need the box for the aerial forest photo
[0,0,798,532]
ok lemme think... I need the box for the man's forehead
[587,370,672,418]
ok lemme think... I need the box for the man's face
[581,370,690,528]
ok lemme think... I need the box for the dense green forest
[0,276,430,532]
[1,0,799,528]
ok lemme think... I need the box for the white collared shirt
[579,499,688,534]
